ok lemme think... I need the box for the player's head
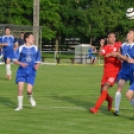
[106,32,116,44]
[24,32,34,45]
[20,32,24,39]
[5,26,11,35]
[126,29,134,42]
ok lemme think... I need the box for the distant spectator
[18,32,25,46]
[13,34,19,51]
[87,45,97,64]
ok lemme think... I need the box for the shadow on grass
[0,77,8,81]
[99,108,134,120]
[0,96,33,110]
[52,95,134,120]
[52,95,107,111]
[119,109,134,120]
[0,96,16,108]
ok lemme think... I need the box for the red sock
[94,90,108,109]
[106,93,112,102]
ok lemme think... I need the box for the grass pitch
[0,64,133,134]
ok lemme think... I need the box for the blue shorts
[117,69,131,82]
[88,56,96,59]
[16,75,35,86]
[3,51,13,63]
[127,70,134,91]
[129,82,134,91]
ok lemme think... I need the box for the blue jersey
[1,35,15,53]
[87,48,95,58]
[13,44,41,77]
[121,42,134,71]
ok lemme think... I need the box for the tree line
[0,0,134,48]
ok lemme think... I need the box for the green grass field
[0,64,133,134]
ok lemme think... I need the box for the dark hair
[106,31,116,38]
[128,29,134,32]
[5,26,10,31]
[24,32,33,43]
[20,32,24,34]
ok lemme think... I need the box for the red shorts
[101,71,119,87]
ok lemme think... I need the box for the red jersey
[101,42,122,73]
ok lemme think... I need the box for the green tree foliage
[40,0,61,40]
[88,0,134,40]
[0,0,134,43]
[0,0,33,25]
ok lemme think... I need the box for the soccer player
[1,27,15,80]
[125,58,134,109]
[18,32,25,46]
[89,32,121,114]
[106,30,134,115]
[0,37,4,61]
[13,32,41,111]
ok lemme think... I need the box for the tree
[40,0,61,40]
[88,0,134,42]
[0,0,33,25]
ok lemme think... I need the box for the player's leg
[93,57,97,64]
[15,82,24,111]
[112,79,126,116]
[26,75,36,107]
[6,58,12,80]
[101,74,113,111]
[126,83,134,107]
[90,71,118,114]
[27,84,36,107]
[90,57,94,64]
[90,82,111,114]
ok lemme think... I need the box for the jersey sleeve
[14,38,18,44]
[101,46,107,56]
[1,36,4,44]
[35,49,41,63]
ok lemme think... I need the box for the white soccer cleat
[14,107,23,111]
[30,98,36,107]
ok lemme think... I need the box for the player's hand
[106,53,111,58]
[3,43,8,46]
[20,63,28,68]
[34,64,39,70]
[127,58,134,63]
[100,39,105,46]
[106,52,118,58]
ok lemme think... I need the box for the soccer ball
[126,7,134,19]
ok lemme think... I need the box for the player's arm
[126,57,134,63]
[98,39,105,56]
[0,43,7,46]
[13,60,28,68]
[34,49,41,70]
[34,63,40,70]
[106,52,127,61]
[12,48,28,68]
[117,53,127,61]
